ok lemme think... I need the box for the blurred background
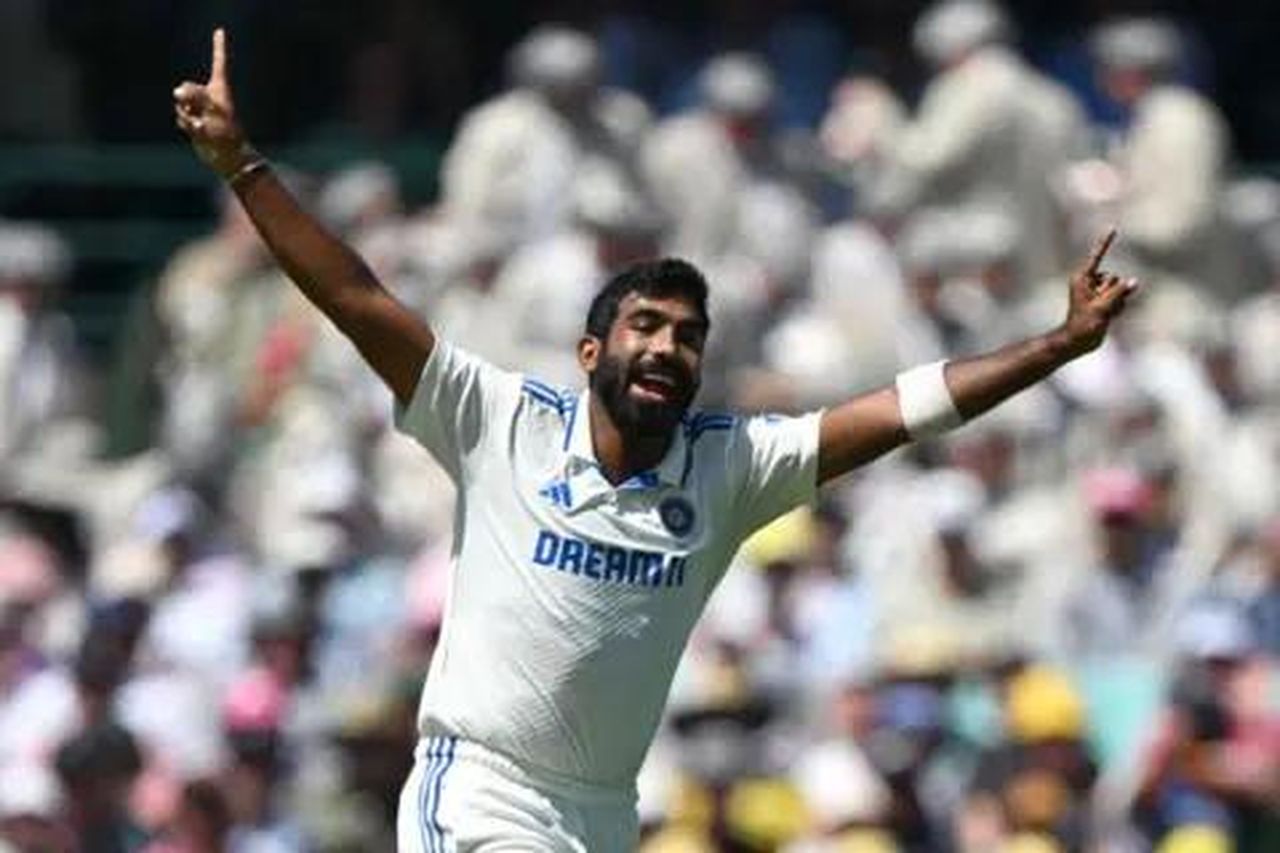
[1,1,1278,851]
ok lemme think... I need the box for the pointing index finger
[1081,227,1117,276]
[209,28,227,87]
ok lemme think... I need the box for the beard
[589,347,697,437]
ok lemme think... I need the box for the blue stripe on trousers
[418,739,439,853]
[428,737,456,851]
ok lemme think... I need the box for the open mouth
[630,370,683,404]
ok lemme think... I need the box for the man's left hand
[1060,228,1140,356]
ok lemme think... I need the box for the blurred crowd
[2,2,1279,851]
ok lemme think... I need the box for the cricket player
[174,29,1139,852]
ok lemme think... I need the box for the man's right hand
[174,28,256,179]
[170,27,435,405]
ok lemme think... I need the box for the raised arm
[817,229,1137,484]
[173,29,433,405]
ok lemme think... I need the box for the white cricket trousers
[397,735,640,852]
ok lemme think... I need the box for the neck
[587,395,674,485]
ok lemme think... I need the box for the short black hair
[585,258,710,340]
[55,723,142,786]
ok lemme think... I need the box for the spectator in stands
[642,52,816,275]
[1060,467,1187,660]
[964,665,1097,850]
[785,183,911,395]
[219,670,308,852]
[863,682,972,849]
[129,488,253,691]
[1231,220,1280,405]
[153,186,283,477]
[862,0,1090,283]
[894,209,981,359]
[0,614,137,772]
[438,25,651,252]
[1134,600,1280,851]
[0,222,83,464]
[317,161,403,247]
[143,779,231,853]
[1091,16,1231,296]
[54,722,147,852]
[1245,520,1280,655]
[787,674,895,852]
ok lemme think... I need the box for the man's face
[582,293,707,436]
[1100,514,1144,572]
[1101,68,1149,107]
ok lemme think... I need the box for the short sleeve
[393,340,520,483]
[731,411,823,538]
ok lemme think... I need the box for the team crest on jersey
[658,496,696,537]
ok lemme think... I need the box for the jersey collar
[564,389,687,490]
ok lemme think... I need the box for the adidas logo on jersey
[539,479,573,508]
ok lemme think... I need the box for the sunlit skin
[1101,68,1151,109]
[576,293,708,485]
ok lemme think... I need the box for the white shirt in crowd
[1117,84,1229,289]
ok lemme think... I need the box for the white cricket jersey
[395,340,821,790]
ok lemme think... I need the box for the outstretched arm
[173,29,433,405]
[817,229,1138,484]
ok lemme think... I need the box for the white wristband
[895,360,963,439]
